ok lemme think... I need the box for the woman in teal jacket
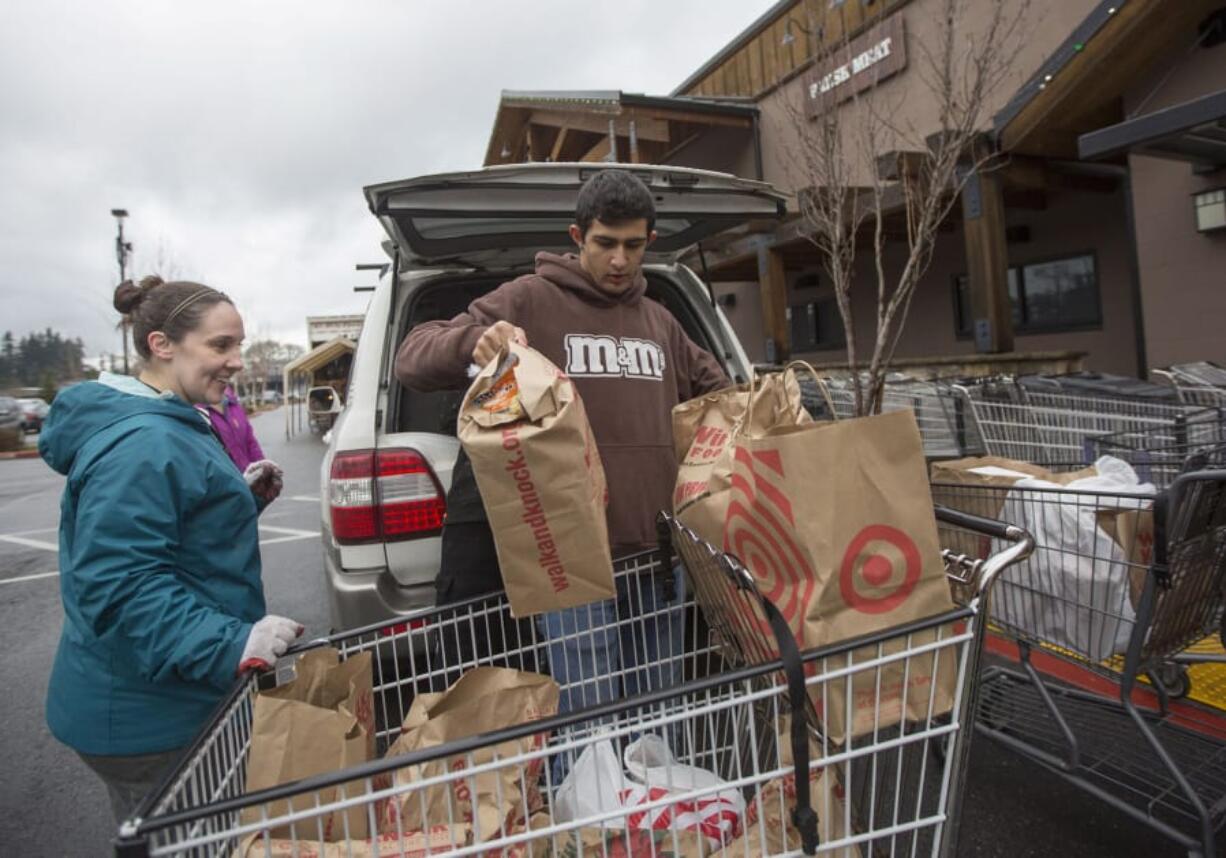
[40,275,302,822]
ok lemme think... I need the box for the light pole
[111,209,133,374]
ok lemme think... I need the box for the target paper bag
[673,364,815,541]
[726,409,957,743]
[459,342,613,618]
[929,457,1098,561]
[380,666,560,843]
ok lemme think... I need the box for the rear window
[392,272,723,436]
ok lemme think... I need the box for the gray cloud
[0,1,769,355]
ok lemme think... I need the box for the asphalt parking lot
[0,407,1195,856]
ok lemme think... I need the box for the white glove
[238,615,303,673]
[243,459,284,504]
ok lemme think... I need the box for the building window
[953,253,1099,337]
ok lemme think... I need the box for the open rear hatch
[364,162,786,269]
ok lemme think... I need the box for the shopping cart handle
[934,504,1025,542]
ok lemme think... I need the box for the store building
[483,0,1226,377]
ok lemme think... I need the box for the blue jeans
[538,564,687,785]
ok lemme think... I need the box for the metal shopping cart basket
[799,376,973,460]
[1153,363,1226,410]
[930,469,1226,857]
[951,380,1219,470]
[1088,414,1226,491]
[113,508,1031,858]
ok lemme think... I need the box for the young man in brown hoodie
[396,169,728,776]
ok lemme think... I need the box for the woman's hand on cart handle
[237,614,304,674]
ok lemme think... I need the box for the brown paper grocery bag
[1097,507,1157,609]
[723,410,957,743]
[380,667,560,843]
[459,343,613,618]
[509,814,712,858]
[241,825,469,857]
[673,364,818,546]
[929,456,1098,561]
[719,769,860,858]
[242,649,377,841]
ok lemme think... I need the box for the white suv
[319,163,785,633]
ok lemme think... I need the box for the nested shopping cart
[1153,363,1226,410]
[1089,420,1226,494]
[798,376,972,460]
[113,507,1031,858]
[951,379,1222,474]
[930,469,1226,857]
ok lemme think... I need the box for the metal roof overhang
[1078,89,1226,169]
[483,90,757,167]
[283,336,355,378]
[992,0,1223,160]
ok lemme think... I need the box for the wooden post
[961,156,1014,353]
[756,244,790,363]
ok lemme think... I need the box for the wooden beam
[525,109,670,142]
[557,130,605,163]
[483,107,531,166]
[527,124,559,162]
[549,127,569,162]
[757,245,791,363]
[961,147,1014,353]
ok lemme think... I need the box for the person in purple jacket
[197,387,284,504]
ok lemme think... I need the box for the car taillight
[380,617,426,637]
[329,448,446,545]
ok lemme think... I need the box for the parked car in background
[318,162,784,633]
[17,398,49,434]
[307,385,342,433]
[0,397,23,449]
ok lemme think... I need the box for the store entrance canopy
[1078,89,1226,169]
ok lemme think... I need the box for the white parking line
[259,525,318,538]
[0,535,58,552]
[0,527,317,587]
[258,525,319,546]
[0,571,59,585]
[259,534,320,546]
[287,495,319,503]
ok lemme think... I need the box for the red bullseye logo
[839,525,921,614]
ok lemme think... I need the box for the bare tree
[779,0,1031,415]
[142,236,188,282]
[238,339,304,402]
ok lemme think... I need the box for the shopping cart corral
[951,381,1223,477]
[113,508,1032,858]
[932,470,1226,857]
[1153,363,1226,410]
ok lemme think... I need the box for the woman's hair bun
[112,275,166,314]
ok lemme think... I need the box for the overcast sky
[0,1,775,360]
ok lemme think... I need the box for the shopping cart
[1089,420,1226,491]
[800,376,973,459]
[930,470,1226,856]
[1153,363,1226,410]
[951,380,1220,471]
[113,508,1031,858]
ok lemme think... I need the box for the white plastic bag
[553,734,746,848]
[992,456,1155,660]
